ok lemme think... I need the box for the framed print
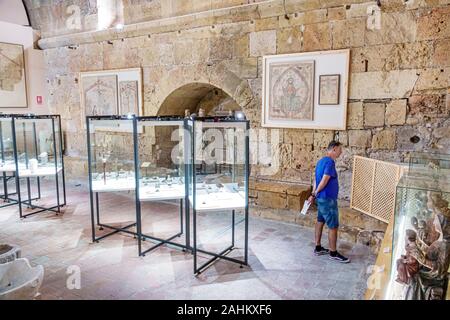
[268,60,315,121]
[319,74,340,105]
[119,81,138,115]
[80,68,143,131]
[262,49,350,130]
[82,75,118,117]
[0,42,28,108]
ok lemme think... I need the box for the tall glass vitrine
[11,114,66,218]
[187,116,249,274]
[134,116,190,256]
[387,156,450,300]
[0,115,18,207]
[86,115,137,242]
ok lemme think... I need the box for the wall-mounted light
[234,111,246,120]
[115,23,124,30]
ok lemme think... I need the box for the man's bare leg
[315,221,325,246]
[328,228,338,252]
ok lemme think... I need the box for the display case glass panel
[13,115,63,177]
[136,117,187,202]
[188,118,248,212]
[135,117,190,253]
[187,116,249,273]
[388,168,450,300]
[87,116,136,193]
[408,151,450,178]
[0,115,15,172]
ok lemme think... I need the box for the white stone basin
[0,258,44,300]
[0,244,21,264]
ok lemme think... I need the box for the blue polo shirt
[315,156,339,200]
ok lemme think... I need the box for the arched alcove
[157,82,241,116]
[155,82,242,164]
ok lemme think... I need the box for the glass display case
[86,115,137,243]
[134,116,190,256]
[408,151,450,178]
[387,167,450,300]
[187,115,249,274]
[0,115,17,207]
[11,114,66,218]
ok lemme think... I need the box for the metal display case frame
[10,114,66,218]
[0,114,20,208]
[188,116,249,274]
[134,116,191,256]
[86,115,138,243]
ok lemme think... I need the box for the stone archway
[144,63,254,117]
[158,82,241,116]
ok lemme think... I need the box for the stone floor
[0,182,375,300]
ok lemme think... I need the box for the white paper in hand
[300,200,311,215]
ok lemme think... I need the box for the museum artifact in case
[187,115,249,274]
[387,153,450,300]
[134,116,190,256]
[86,115,137,242]
[11,114,66,218]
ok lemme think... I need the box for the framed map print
[319,74,340,105]
[262,49,350,130]
[0,42,27,108]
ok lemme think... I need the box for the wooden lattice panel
[350,156,402,223]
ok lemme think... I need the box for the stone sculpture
[398,192,450,300]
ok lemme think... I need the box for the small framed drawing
[319,74,340,105]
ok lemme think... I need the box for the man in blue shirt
[308,141,350,263]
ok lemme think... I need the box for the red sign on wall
[36,96,43,105]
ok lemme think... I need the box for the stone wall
[32,0,450,245]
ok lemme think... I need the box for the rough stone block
[314,130,335,149]
[408,94,447,118]
[303,22,331,51]
[397,126,429,151]
[255,17,279,32]
[433,38,450,67]
[292,144,314,171]
[415,68,450,91]
[371,129,396,150]
[385,99,407,126]
[417,6,450,41]
[331,18,365,49]
[350,71,419,99]
[364,102,385,127]
[249,30,277,56]
[328,7,346,20]
[365,12,417,45]
[348,130,372,148]
[277,27,302,54]
[283,129,314,145]
[347,101,364,129]
[255,190,287,209]
[209,37,233,60]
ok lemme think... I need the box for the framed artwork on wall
[82,75,118,116]
[319,74,340,105]
[0,42,28,108]
[268,60,315,122]
[118,81,139,115]
[80,68,143,130]
[262,49,350,130]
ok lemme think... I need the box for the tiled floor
[0,182,375,300]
